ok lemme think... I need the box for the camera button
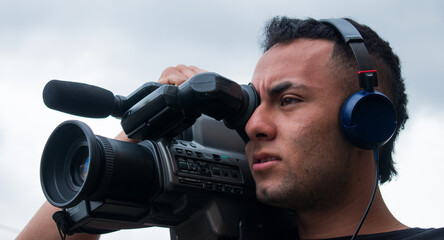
[178,160,188,170]
[205,182,213,190]
[175,148,184,154]
[189,162,198,171]
[212,166,221,175]
[233,187,242,194]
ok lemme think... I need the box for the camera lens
[40,121,101,208]
[41,120,158,208]
[70,145,90,185]
[79,156,90,182]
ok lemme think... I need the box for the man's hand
[158,64,206,86]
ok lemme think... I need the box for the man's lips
[252,153,281,171]
[253,152,281,163]
[253,156,281,164]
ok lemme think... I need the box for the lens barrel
[40,120,158,208]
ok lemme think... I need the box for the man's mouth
[252,154,281,172]
[254,156,280,164]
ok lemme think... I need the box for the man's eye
[280,97,300,106]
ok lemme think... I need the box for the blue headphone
[320,19,397,150]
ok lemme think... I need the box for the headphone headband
[320,18,378,91]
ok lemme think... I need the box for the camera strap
[53,210,115,239]
[52,210,72,240]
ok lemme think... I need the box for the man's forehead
[263,38,333,60]
[251,38,335,91]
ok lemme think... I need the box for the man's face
[245,39,355,211]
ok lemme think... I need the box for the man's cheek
[244,142,253,157]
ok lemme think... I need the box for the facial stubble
[256,137,353,212]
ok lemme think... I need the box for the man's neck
[296,187,408,239]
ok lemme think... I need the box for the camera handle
[43,73,257,141]
[121,72,257,142]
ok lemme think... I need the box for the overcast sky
[1,0,443,239]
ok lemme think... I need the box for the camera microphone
[43,80,125,118]
[42,73,257,141]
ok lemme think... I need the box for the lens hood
[40,120,102,208]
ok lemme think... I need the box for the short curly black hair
[261,17,408,184]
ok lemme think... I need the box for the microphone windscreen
[43,80,115,118]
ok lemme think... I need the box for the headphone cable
[350,148,380,240]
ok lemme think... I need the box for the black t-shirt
[171,228,444,239]
[324,228,444,240]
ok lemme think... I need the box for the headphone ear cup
[341,91,397,149]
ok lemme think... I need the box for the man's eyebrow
[268,81,306,96]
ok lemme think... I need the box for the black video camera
[40,73,297,240]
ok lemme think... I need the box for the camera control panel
[166,139,252,195]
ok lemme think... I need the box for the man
[243,17,405,238]
[17,17,443,239]
[159,18,443,239]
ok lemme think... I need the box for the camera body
[55,117,276,239]
[40,73,297,239]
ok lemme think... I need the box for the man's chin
[256,187,287,207]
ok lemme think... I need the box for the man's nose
[245,105,276,141]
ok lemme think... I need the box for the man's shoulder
[328,228,444,240]
[360,228,444,240]
[391,228,444,239]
